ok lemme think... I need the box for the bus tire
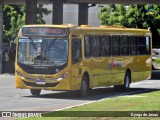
[30,89,41,96]
[123,71,131,91]
[79,75,88,97]
[114,71,131,91]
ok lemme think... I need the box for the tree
[3,5,51,43]
[3,5,25,43]
[37,4,51,24]
[97,4,160,47]
[97,5,127,26]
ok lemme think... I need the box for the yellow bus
[16,24,152,97]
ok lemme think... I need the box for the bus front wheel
[30,89,41,96]
[79,75,88,97]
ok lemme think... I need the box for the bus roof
[20,24,151,37]
[22,24,150,32]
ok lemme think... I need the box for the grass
[18,90,160,120]
[154,58,160,64]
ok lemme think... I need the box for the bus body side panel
[125,56,137,82]
[82,58,93,88]
[111,56,126,85]
[70,60,93,90]
[71,63,82,90]
[92,57,102,87]
[99,57,112,86]
[128,56,140,82]
[92,57,112,87]
[126,56,151,83]
[134,55,151,82]
[142,56,152,79]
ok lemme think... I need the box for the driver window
[72,36,82,64]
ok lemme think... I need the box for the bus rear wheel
[30,89,41,96]
[123,71,131,91]
[114,71,131,91]
[79,75,89,97]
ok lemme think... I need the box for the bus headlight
[58,74,67,81]
[55,71,70,81]
[16,70,25,80]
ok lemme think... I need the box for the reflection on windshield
[18,38,68,66]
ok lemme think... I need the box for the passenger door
[71,34,82,90]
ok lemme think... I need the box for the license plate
[36,80,45,85]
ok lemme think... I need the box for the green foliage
[154,58,160,64]
[37,4,51,24]
[97,4,127,26]
[97,4,160,48]
[3,5,51,43]
[3,5,25,43]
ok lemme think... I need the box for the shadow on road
[151,70,160,80]
[24,87,160,101]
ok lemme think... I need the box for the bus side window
[120,35,129,56]
[84,35,91,58]
[112,35,120,56]
[101,35,111,56]
[130,36,137,55]
[72,37,82,64]
[91,35,101,57]
[137,36,146,55]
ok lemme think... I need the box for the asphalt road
[151,70,160,79]
[0,72,160,112]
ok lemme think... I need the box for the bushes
[154,58,160,64]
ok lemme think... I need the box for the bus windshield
[18,38,68,66]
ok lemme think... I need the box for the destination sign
[22,27,68,37]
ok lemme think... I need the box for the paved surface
[0,72,160,112]
[151,70,160,79]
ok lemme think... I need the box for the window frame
[111,35,120,56]
[101,35,111,57]
[72,35,82,64]
[84,35,92,58]
[91,35,101,57]
[120,35,130,56]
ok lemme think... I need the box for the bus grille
[23,81,60,87]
